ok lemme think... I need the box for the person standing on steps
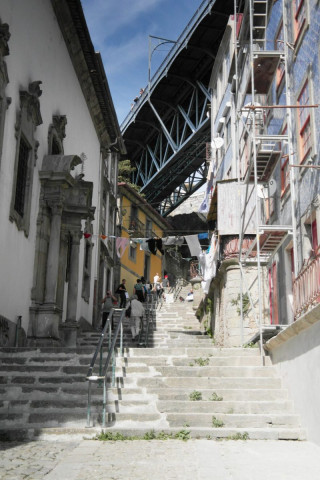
[133,278,145,303]
[162,275,170,294]
[101,290,117,329]
[116,279,127,308]
[153,272,160,286]
[127,294,145,341]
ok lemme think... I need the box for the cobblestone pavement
[1,438,320,480]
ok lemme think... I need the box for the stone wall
[208,261,269,347]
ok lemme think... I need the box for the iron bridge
[120,0,237,216]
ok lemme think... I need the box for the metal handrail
[138,297,156,347]
[86,308,126,428]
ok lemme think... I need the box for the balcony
[128,217,145,238]
[293,250,320,320]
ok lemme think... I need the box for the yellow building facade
[117,183,171,296]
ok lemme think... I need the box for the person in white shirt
[127,295,145,341]
[153,273,160,284]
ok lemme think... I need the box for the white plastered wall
[0,0,103,333]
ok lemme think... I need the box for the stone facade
[0,1,124,346]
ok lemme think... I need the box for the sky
[81,0,204,125]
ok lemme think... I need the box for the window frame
[296,78,313,164]
[0,21,10,172]
[129,241,137,262]
[293,0,309,51]
[274,20,285,92]
[9,82,42,236]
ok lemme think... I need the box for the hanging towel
[147,238,157,255]
[139,240,151,253]
[162,236,184,246]
[156,238,164,254]
[198,232,209,240]
[185,235,202,257]
[116,237,130,258]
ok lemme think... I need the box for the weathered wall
[266,310,320,445]
[211,262,269,347]
[0,0,102,335]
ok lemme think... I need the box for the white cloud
[81,0,167,48]
[102,32,148,76]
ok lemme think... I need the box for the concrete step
[0,425,306,442]
[137,376,282,389]
[166,412,301,428]
[156,399,294,414]
[149,366,277,378]
[148,388,289,402]
[126,347,261,357]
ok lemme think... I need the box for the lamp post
[148,35,181,94]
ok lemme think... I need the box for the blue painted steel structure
[120,0,237,216]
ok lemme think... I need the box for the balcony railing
[129,217,145,237]
[293,249,320,320]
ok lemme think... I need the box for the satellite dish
[211,137,224,149]
[257,178,277,198]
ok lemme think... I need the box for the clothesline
[83,232,210,259]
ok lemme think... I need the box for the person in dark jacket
[133,278,145,303]
[101,290,117,329]
[116,279,127,308]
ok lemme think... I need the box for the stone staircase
[0,285,306,441]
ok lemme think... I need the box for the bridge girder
[120,0,237,215]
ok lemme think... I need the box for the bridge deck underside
[121,0,236,215]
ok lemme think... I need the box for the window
[297,79,312,163]
[14,136,30,217]
[82,234,92,302]
[0,21,10,171]
[275,21,285,90]
[280,126,290,195]
[146,219,152,237]
[225,117,231,146]
[101,191,107,235]
[294,0,307,44]
[264,196,275,224]
[129,241,137,262]
[48,115,66,154]
[303,211,319,262]
[269,262,279,325]
[9,81,42,236]
[311,219,318,254]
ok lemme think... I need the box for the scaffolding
[233,0,296,351]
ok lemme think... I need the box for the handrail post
[87,380,92,427]
[112,351,116,387]
[102,378,107,428]
[108,318,112,350]
[120,319,123,356]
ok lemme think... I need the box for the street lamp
[148,35,181,94]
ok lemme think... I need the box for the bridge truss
[120,0,236,216]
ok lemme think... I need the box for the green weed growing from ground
[189,390,202,401]
[95,429,191,442]
[209,392,223,401]
[212,416,225,428]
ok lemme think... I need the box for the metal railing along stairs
[86,299,156,428]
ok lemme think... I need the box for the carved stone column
[60,230,82,347]
[66,230,82,322]
[45,203,63,303]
